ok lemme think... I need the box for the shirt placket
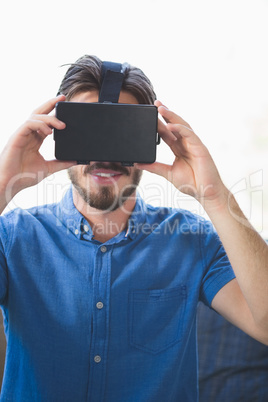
[88,244,112,402]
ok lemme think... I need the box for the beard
[68,162,142,212]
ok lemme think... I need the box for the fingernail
[159,105,169,111]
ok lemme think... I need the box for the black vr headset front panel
[54,60,159,165]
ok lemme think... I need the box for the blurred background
[0,0,267,236]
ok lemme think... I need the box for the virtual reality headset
[54,61,160,166]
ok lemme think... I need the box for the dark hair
[57,55,156,105]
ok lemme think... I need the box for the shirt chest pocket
[129,285,187,355]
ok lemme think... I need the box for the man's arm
[208,194,268,345]
[0,95,75,215]
[136,100,268,345]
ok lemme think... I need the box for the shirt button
[84,225,89,232]
[94,355,101,363]
[96,302,104,309]
[74,229,79,235]
[100,245,107,253]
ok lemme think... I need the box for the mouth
[83,162,130,185]
[94,172,120,178]
[90,169,124,184]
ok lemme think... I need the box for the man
[0,55,267,401]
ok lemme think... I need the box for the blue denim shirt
[0,187,235,401]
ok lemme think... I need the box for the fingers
[28,96,66,138]
[32,94,65,115]
[14,96,67,140]
[155,100,204,149]
[18,115,65,139]
[155,100,191,129]
[31,114,66,130]
[17,120,53,138]
[157,119,177,147]
[167,123,204,148]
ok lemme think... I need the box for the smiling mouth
[94,172,121,177]
[89,169,124,184]
[84,162,130,177]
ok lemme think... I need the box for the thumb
[47,160,77,175]
[136,162,172,181]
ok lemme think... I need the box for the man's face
[68,90,143,212]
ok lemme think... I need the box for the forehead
[70,90,139,104]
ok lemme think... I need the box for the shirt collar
[55,186,147,242]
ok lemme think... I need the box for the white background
[0,0,267,235]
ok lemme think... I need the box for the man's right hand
[0,95,76,212]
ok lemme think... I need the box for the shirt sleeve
[199,221,236,307]
[0,215,10,306]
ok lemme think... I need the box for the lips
[93,170,122,177]
[84,162,129,175]
[90,169,123,184]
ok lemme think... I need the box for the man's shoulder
[144,202,211,225]
[0,203,59,252]
[0,202,58,228]
[142,202,214,236]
